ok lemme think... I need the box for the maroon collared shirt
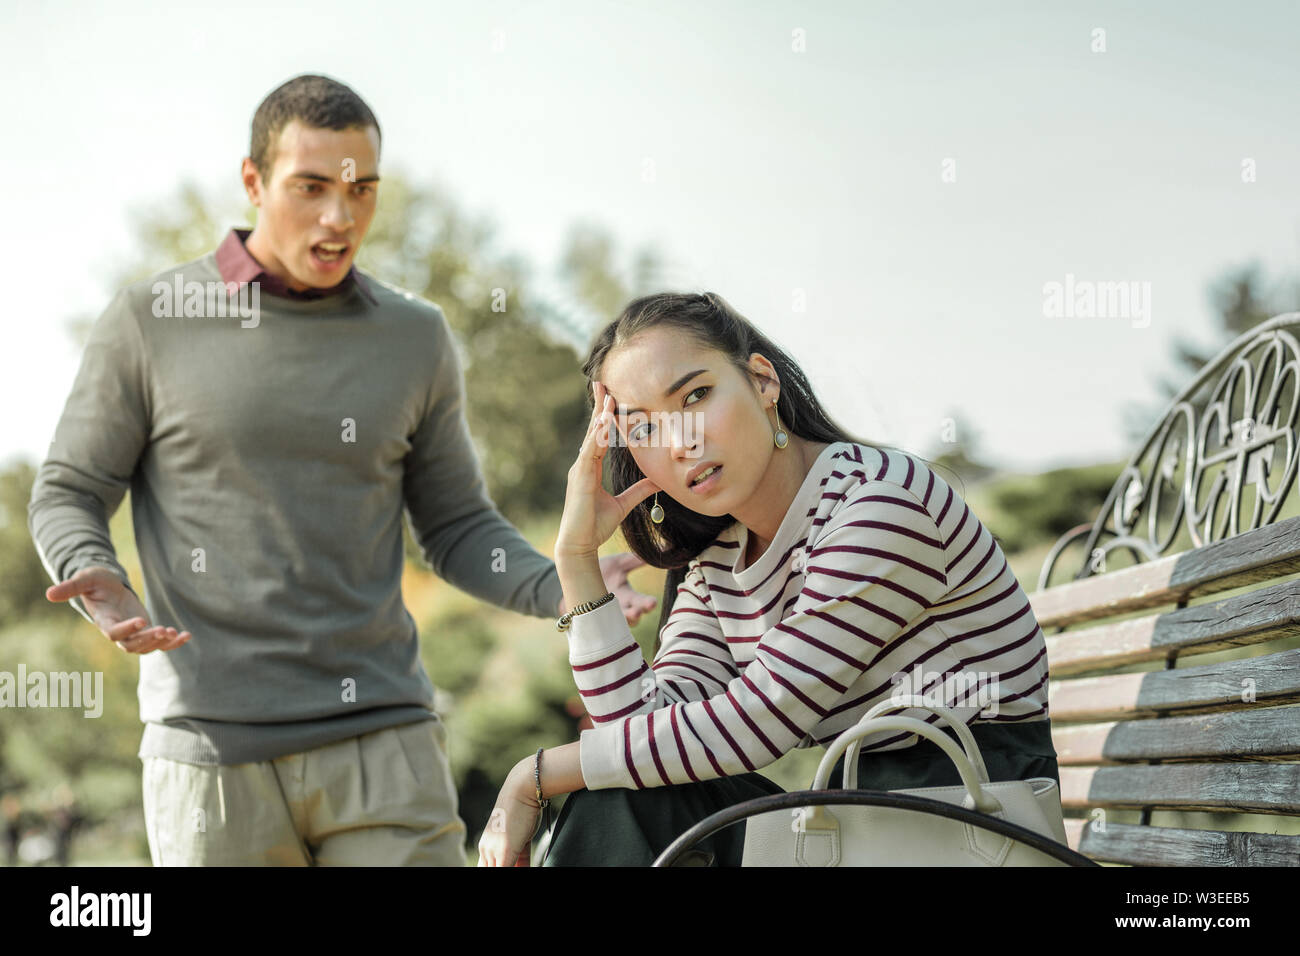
[215,227,377,306]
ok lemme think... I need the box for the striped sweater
[569,440,1052,791]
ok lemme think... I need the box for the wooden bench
[1032,311,1300,866]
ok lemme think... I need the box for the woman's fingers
[562,381,633,555]
[477,835,510,867]
[595,393,615,452]
[577,391,615,469]
[588,380,608,432]
[614,476,660,517]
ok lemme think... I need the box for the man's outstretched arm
[401,306,656,624]
[28,287,189,651]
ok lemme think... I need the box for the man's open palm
[46,567,191,654]
[599,552,658,626]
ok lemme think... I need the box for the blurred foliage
[0,584,150,863]
[1170,265,1300,385]
[0,463,59,625]
[354,176,588,524]
[980,462,1125,555]
[925,410,997,493]
[422,610,499,698]
[1122,264,1300,444]
[559,223,663,320]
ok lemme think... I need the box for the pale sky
[4,0,1298,475]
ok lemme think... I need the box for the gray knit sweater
[27,246,564,764]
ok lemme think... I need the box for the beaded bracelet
[531,747,554,845]
[533,747,550,810]
[556,590,616,631]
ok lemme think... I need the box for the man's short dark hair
[250,74,381,183]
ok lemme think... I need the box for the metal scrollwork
[1039,313,1300,590]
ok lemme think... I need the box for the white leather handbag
[740,697,1072,866]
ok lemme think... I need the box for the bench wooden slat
[1047,648,1300,722]
[1060,763,1300,814]
[1051,706,1300,764]
[1045,579,1300,677]
[1062,819,1300,866]
[1031,514,1300,628]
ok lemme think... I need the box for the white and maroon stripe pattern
[572,441,1052,791]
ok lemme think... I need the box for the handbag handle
[814,715,1003,814]
[843,697,990,788]
[651,791,1100,867]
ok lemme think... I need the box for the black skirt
[541,718,1060,867]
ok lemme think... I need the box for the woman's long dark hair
[582,292,944,652]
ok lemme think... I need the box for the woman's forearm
[556,550,611,613]
[542,740,586,795]
[546,553,643,796]
[484,742,590,866]
[510,740,587,799]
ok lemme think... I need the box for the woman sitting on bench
[478,291,1060,867]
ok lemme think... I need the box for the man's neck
[244,228,310,293]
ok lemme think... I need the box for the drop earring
[650,492,664,524]
[771,397,789,449]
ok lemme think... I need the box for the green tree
[984,462,1125,555]
[0,462,59,625]
[1122,264,1300,443]
[926,411,996,489]
[558,222,663,321]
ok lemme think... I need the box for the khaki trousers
[142,720,467,866]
